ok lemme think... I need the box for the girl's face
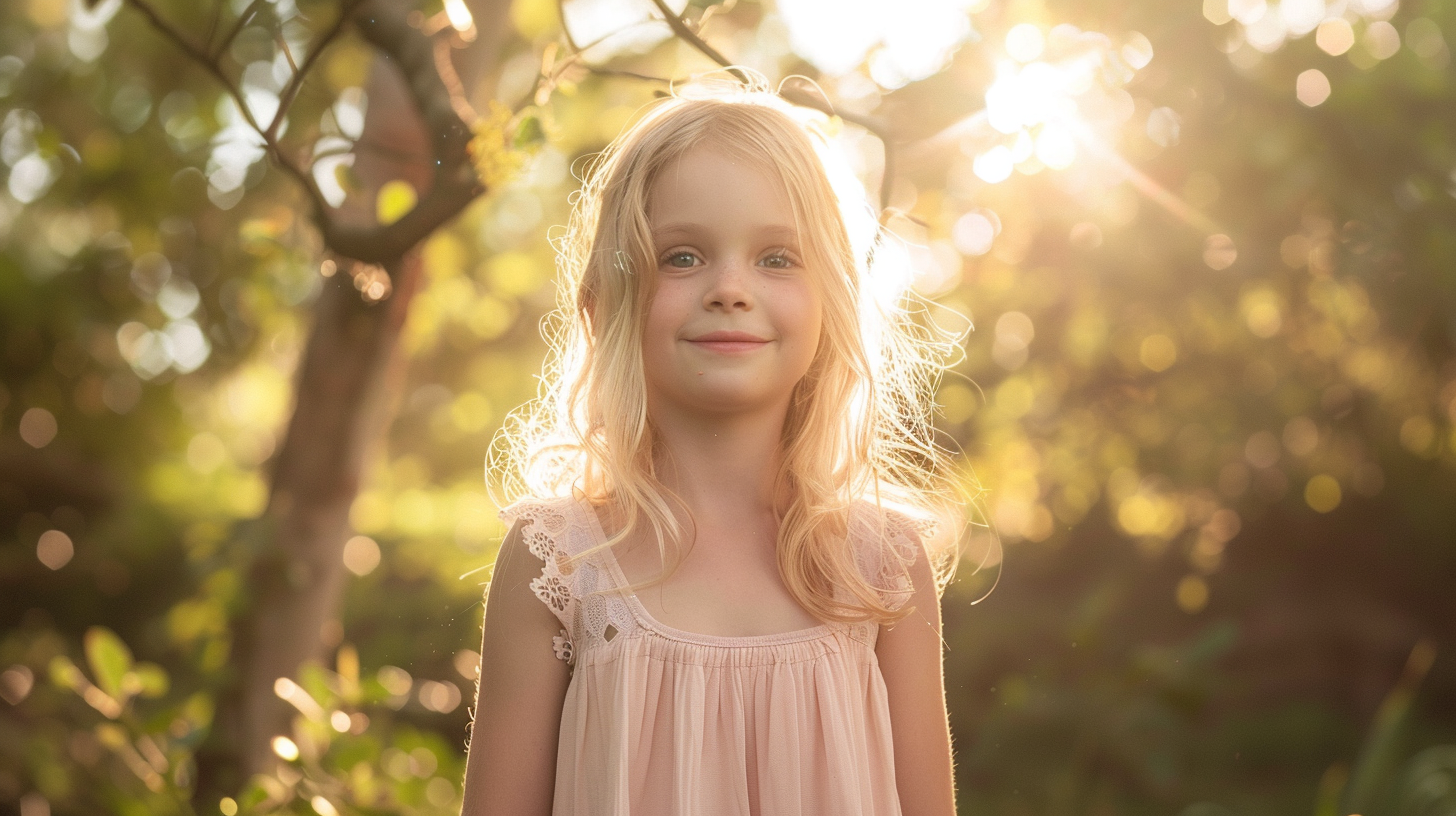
[640,144,824,423]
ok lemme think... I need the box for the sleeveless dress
[501,495,923,816]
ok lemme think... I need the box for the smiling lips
[686,330,771,353]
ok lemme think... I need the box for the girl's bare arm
[460,521,572,815]
[877,538,958,816]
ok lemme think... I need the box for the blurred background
[1,0,1453,814]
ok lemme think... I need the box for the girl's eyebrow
[650,223,801,243]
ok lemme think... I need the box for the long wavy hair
[490,74,982,625]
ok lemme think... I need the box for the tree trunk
[189,0,513,795]
[196,252,421,794]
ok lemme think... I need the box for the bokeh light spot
[1304,474,1342,512]
[1241,290,1284,337]
[271,735,299,761]
[1283,416,1320,456]
[1203,234,1237,269]
[377,665,412,697]
[1146,107,1181,147]
[454,649,481,681]
[342,535,382,577]
[1296,69,1331,107]
[19,407,58,448]
[1363,21,1400,61]
[1245,430,1281,469]
[1035,125,1077,168]
[1405,18,1449,65]
[1121,32,1155,69]
[186,433,228,474]
[1204,0,1233,25]
[1316,18,1355,55]
[1006,24,1045,62]
[418,679,462,713]
[426,777,458,808]
[973,146,1014,183]
[36,530,74,570]
[952,211,997,255]
[1139,334,1178,372]
[1228,0,1267,26]
[0,666,35,705]
[1176,575,1209,613]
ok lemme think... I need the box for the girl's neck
[649,404,788,522]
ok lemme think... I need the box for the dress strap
[500,498,580,667]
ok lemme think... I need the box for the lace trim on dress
[501,498,929,667]
[500,500,580,668]
[856,507,927,612]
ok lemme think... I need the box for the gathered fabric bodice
[502,495,923,816]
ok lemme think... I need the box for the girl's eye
[662,251,698,269]
[761,252,796,270]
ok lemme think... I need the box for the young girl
[460,75,966,816]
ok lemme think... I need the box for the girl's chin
[651,386,791,416]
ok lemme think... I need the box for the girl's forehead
[659,139,781,178]
[648,144,791,205]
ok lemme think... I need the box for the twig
[275,30,298,75]
[645,8,902,213]
[269,145,334,226]
[122,0,264,134]
[122,0,335,243]
[204,1,224,52]
[520,23,673,110]
[590,67,673,84]
[556,0,581,53]
[433,36,479,123]
[267,0,363,139]
[121,0,487,269]
[646,0,747,83]
[778,86,898,211]
[211,0,267,60]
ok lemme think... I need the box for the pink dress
[501,496,922,816]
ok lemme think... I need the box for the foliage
[1,0,1453,813]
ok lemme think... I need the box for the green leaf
[84,626,134,700]
[131,662,170,698]
[513,113,546,150]
[48,655,82,690]
[375,180,418,226]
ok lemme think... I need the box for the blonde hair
[490,73,980,625]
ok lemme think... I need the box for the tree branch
[266,0,363,139]
[778,85,898,211]
[122,0,264,133]
[119,0,488,270]
[556,0,581,53]
[646,0,747,82]
[325,0,483,264]
[210,0,268,61]
[122,0,340,240]
[640,6,902,212]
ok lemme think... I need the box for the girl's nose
[703,260,753,311]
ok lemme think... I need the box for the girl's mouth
[686,331,770,353]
